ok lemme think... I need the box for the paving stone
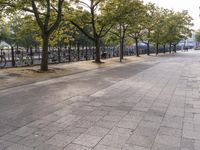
[0,140,13,150]
[194,139,200,150]
[134,126,158,137]
[5,143,33,150]
[90,110,108,116]
[127,134,155,148]
[151,143,179,150]
[181,138,195,150]
[34,143,62,150]
[138,120,160,130]
[26,119,51,129]
[143,114,163,123]
[122,115,143,123]
[73,134,102,147]
[73,120,95,128]
[18,134,49,147]
[103,115,122,122]
[155,134,181,148]
[158,127,182,137]
[117,120,138,130]
[93,144,121,150]
[63,143,91,150]
[99,134,130,148]
[122,144,150,150]
[0,134,24,143]
[9,126,37,137]
[32,128,57,137]
[95,119,117,129]
[161,115,183,129]
[46,134,75,147]
[63,126,87,134]
[85,126,109,137]
[183,129,200,140]
[108,110,128,116]
[109,127,133,136]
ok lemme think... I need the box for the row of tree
[0,0,193,71]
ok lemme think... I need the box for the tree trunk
[163,44,166,54]
[156,43,159,55]
[95,39,101,63]
[173,44,177,53]
[119,25,124,62]
[169,42,172,53]
[135,38,139,57]
[41,35,49,71]
[11,46,15,67]
[120,37,124,62]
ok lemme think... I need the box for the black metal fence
[0,45,174,68]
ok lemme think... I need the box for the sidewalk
[0,51,200,150]
[0,55,152,90]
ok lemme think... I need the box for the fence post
[30,47,33,64]
[86,46,88,61]
[77,44,80,61]
[58,47,61,63]
[92,47,95,60]
[11,47,15,67]
[68,44,71,62]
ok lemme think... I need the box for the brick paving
[0,51,200,150]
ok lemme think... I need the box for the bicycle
[0,54,6,68]
[15,51,32,66]
[48,51,58,63]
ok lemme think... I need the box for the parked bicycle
[15,51,32,66]
[0,54,6,68]
[48,51,59,63]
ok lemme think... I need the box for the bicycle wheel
[0,56,6,68]
[25,56,32,66]
[15,56,23,66]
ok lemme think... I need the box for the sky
[143,0,200,30]
[82,0,200,30]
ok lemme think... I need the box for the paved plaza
[0,51,200,150]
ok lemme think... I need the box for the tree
[108,0,143,61]
[127,1,146,57]
[140,3,157,55]
[0,0,65,71]
[149,8,169,55]
[16,16,39,50]
[195,29,200,42]
[49,21,79,47]
[164,10,193,53]
[69,0,115,63]
[0,21,16,47]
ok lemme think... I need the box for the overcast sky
[82,0,200,30]
[143,0,200,30]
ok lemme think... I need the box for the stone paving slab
[0,51,200,149]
